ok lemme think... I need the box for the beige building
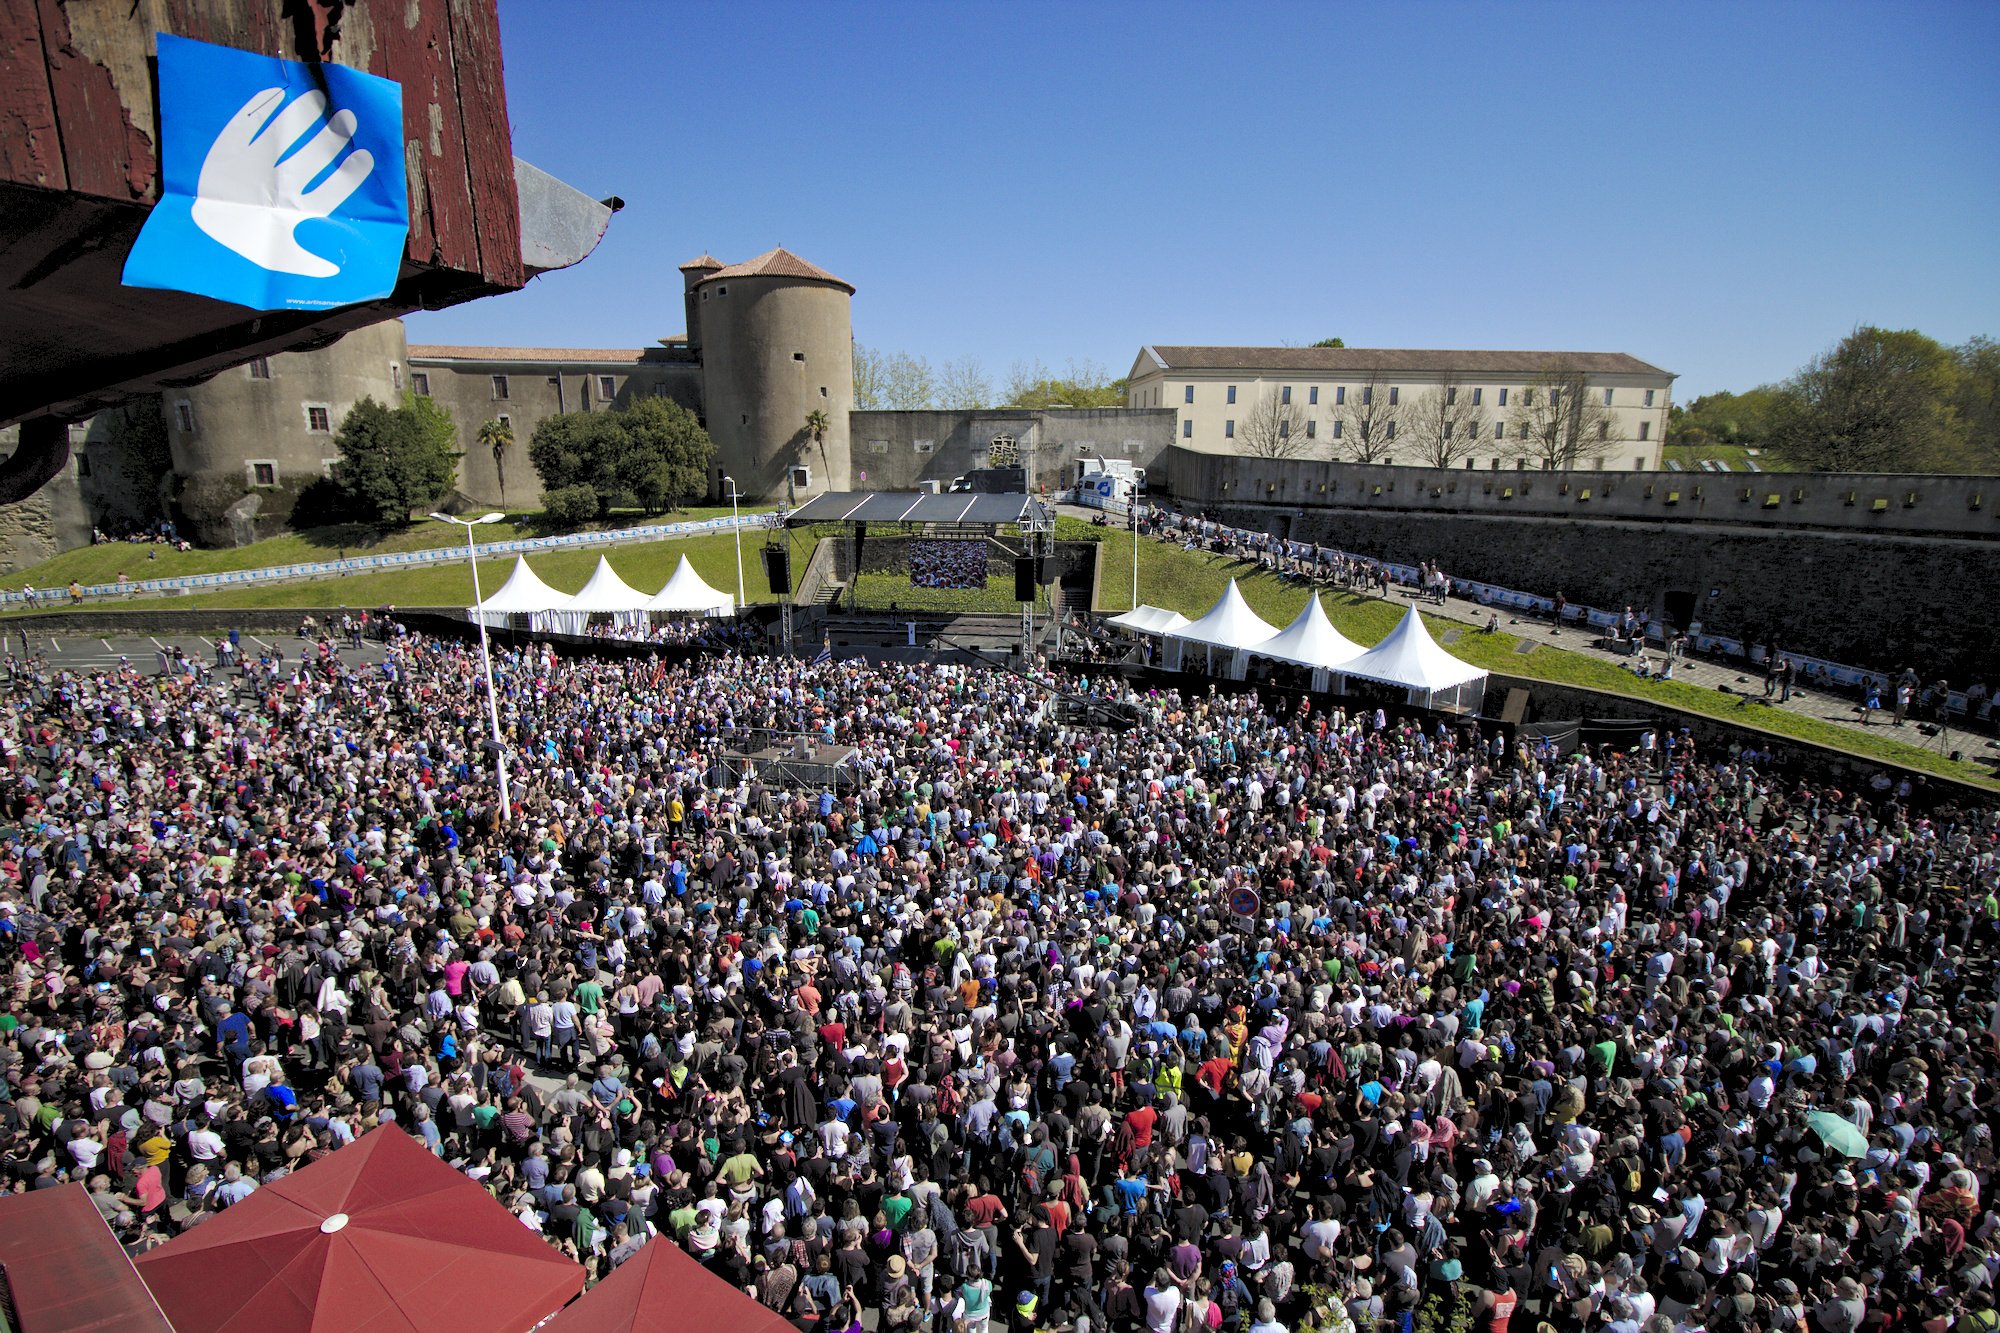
[1126,346,1674,471]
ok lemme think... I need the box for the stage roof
[786,492,1051,526]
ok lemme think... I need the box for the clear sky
[406,1,2000,399]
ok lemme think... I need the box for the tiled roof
[1144,346,1673,378]
[407,345,670,365]
[678,254,723,270]
[698,247,854,294]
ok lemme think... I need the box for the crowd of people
[2,623,1998,1333]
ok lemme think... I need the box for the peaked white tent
[468,556,568,629]
[1245,594,1364,689]
[1107,604,1190,637]
[1164,580,1277,679]
[546,556,653,634]
[1333,604,1488,712]
[645,555,735,616]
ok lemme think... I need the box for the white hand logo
[191,87,376,279]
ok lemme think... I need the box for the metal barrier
[7,513,771,607]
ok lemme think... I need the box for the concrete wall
[1157,451,2000,683]
[173,322,409,490]
[697,276,852,502]
[849,408,1178,493]
[409,350,703,508]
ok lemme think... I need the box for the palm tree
[477,418,514,501]
[802,409,832,503]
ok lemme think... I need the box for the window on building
[599,375,616,400]
[1520,422,1531,439]
[1335,386,1346,406]
[1472,387,1483,406]
[1517,457,1528,469]
[1446,386,1457,406]
[741,414,749,426]
[305,404,331,433]
[1278,420,1290,439]
[248,357,271,380]
[411,371,430,396]
[1639,421,1652,441]
[1598,422,1610,440]
[792,352,805,362]
[1308,386,1319,405]
[1493,421,1505,440]
[1497,388,1508,407]
[1442,422,1454,441]
[1224,420,1235,439]
[1491,458,1501,470]
[1333,421,1344,440]
[1635,455,1647,469]
[1184,384,1194,404]
[1306,419,1317,439]
[250,461,277,486]
[497,415,511,432]
[1226,386,1236,405]
[391,364,403,391]
[1594,456,1606,470]
[914,439,935,454]
[1281,386,1292,405]
[1645,389,1657,407]
[76,453,91,477]
[1361,386,1372,406]
[1182,419,1192,438]
[1466,457,1477,469]
[174,401,194,432]
[491,374,509,399]
[820,386,829,398]
[1602,387,1614,406]
[1388,386,1399,406]
[1521,388,1534,406]
[1386,421,1397,441]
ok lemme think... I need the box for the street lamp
[429,511,510,823]
[722,475,745,607]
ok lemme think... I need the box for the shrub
[541,484,600,529]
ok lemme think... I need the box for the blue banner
[123,34,409,311]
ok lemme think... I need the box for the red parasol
[542,1236,798,1333]
[135,1123,583,1332]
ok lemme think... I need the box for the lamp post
[722,475,745,607]
[429,511,510,823]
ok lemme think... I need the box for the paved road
[2,627,391,674]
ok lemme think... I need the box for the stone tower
[691,248,853,502]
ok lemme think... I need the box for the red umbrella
[542,1236,797,1333]
[136,1124,583,1332]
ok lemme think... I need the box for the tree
[1509,359,1620,469]
[1667,387,1786,446]
[477,417,514,501]
[1329,370,1403,463]
[1236,387,1311,458]
[1767,327,1966,473]
[527,401,714,520]
[936,356,993,410]
[1407,374,1490,468]
[803,408,832,495]
[1002,357,1125,409]
[618,397,712,512]
[332,396,457,525]
[1952,335,1999,472]
[852,344,937,409]
[1310,337,1346,348]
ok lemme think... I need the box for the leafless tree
[1330,370,1403,463]
[1510,359,1620,469]
[1407,373,1491,468]
[936,356,993,410]
[1237,386,1311,458]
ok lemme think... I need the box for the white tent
[468,556,568,630]
[645,555,735,617]
[1164,580,1276,679]
[1107,604,1190,637]
[1333,604,1488,712]
[1245,593,1364,690]
[546,556,654,634]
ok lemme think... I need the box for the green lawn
[9,505,768,591]
[1069,521,1997,790]
[1660,443,1790,473]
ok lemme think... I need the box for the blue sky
[406,2,2000,399]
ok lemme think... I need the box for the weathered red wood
[446,0,522,290]
[34,0,154,200]
[0,3,64,190]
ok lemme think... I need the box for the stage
[714,736,862,792]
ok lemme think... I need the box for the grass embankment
[1070,520,1997,790]
[7,505,767,592]
[1660,443,1790,473]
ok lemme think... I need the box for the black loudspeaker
[1014,556,1037,602]
[762,545,791,594]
